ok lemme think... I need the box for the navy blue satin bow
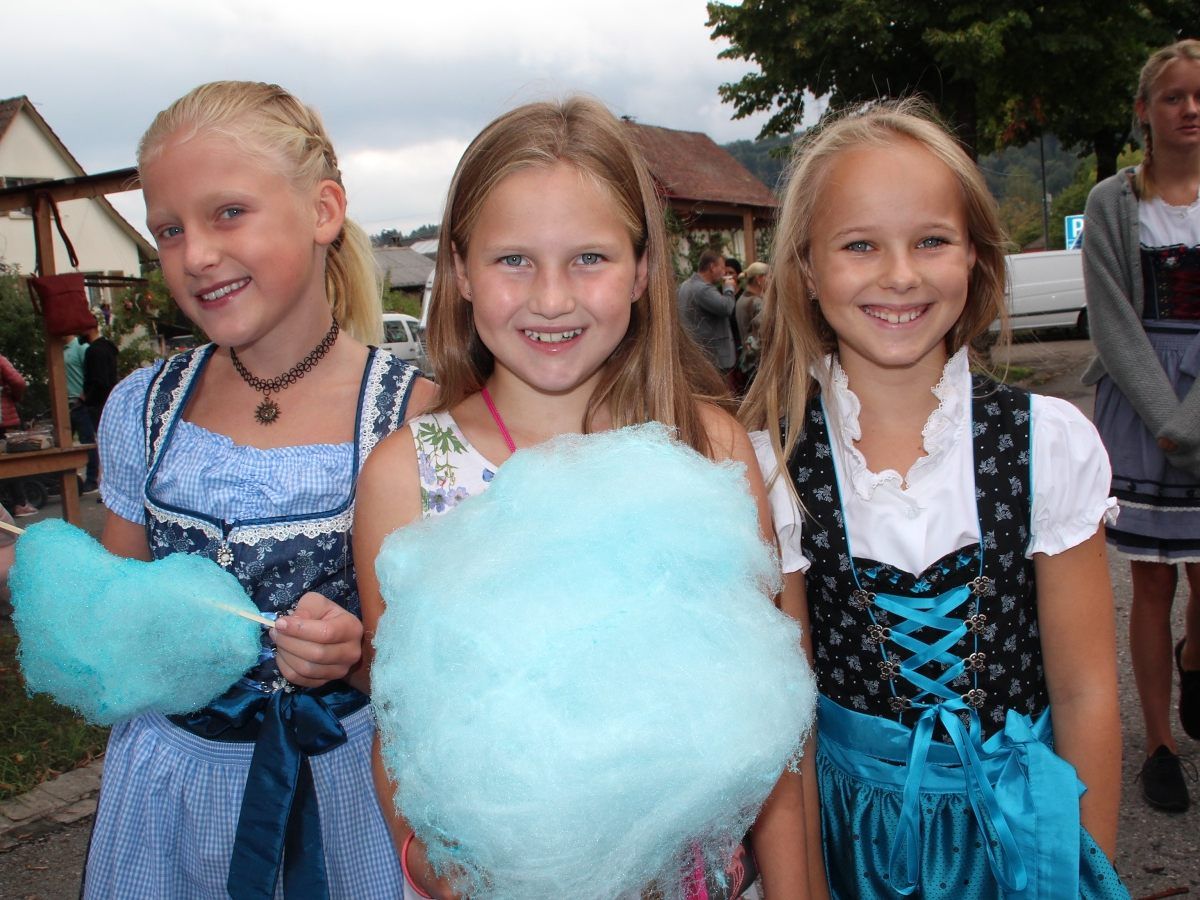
[223,688,353,899]
[173,681,363,900]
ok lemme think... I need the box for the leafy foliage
[109,268,203,375]
[708,0,1192,173]
[372,223,439,247]
[0,270,49,421]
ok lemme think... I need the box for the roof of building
[623,121,777,210]
[0,95,155,260]
[374,245,434,289]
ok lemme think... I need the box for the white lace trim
[145,501,223,542]
[147,347,210,466]
[359,353,415,462]
[231,508,354,545]
[819,349,970,500]
[146,498,354,546]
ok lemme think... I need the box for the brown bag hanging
[26,192,96,337]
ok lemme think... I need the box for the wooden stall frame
[0,168,139,524]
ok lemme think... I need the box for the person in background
[736,261,769,389]
[1082,37,1200,814]
[63,333,98,494]
[83,317,119,432]
[677,249,736,376]
[0,352,35,517]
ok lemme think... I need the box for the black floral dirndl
[790,377,1128,899]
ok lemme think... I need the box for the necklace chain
[229,319,339,425]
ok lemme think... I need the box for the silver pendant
[254,397,281,425]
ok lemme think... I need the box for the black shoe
[1176,639,1200,741]
[1139,746,1191,812]
[79,479,99,495]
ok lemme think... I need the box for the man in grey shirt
[677,249,736,371]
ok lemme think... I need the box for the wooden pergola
[0,168,139,524]
[624,121,777,265]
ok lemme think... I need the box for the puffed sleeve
[750,430,810,574]
[1028,395,1118,557]
[98,364,159,525]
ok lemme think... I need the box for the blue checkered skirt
[1095,325,1200,562]
[82,705,408,899]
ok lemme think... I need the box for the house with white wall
[0,96,153,290]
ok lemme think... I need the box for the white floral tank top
[409,411,499,517]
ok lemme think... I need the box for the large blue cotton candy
[10,519,263,725]
[373,423,816,899]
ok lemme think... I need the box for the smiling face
[807,138,976,380]
[454,162,648,400]
[1139,57,1200,156]
[140,129,343,353]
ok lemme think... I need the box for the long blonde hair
[427,96,725,455]
[138,81,382,344]
[741,99,1009,477]
[1133,39,1200,201]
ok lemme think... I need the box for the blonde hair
[427,96,725,455]
[741,98,1009,476]
[1134,39,1200,201]
[138,81,382,344]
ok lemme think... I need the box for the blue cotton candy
[373,423,816,900]
[10,519,263,725]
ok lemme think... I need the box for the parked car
[993,249,1088,337]
[381,312,428,371]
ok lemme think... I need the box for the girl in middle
[354,96,816,900]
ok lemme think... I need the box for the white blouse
[754,349,1117,576]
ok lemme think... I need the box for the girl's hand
[272,592,363,687]
[405,834,464,900]
[1157,435,1179,453]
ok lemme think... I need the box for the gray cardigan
[1081,166,1200,476]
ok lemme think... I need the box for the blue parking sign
[1064,215,1085,250]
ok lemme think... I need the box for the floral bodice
[409,410,499,517]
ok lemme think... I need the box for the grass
[0,623,108,802]
[996,364,1035,384]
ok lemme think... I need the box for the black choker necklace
[230,320,340,425]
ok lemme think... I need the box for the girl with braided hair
[83,81,436,898]
[1083,38,1200,813]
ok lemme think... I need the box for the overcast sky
[4,0,793,241]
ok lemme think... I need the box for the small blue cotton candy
[10,519,263,725]
[373,423,816,900]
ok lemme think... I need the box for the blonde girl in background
[743,100,1128,898]
[1082,38,1200,814]
[84,81,435,899]
[354,96,816,900]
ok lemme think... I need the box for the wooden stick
[211,602,275,628]
[0,519,24,537]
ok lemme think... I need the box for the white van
[381,313,427,370]
[997,249,1088,337]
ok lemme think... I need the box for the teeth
[524,328,582,343]
[865,306,924,325]
[199,279,249,302]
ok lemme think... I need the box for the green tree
[0,270,48,420]
[708,1,1191,174]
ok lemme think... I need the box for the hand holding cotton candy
[373,423,817,900]
[10,519,265,725]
